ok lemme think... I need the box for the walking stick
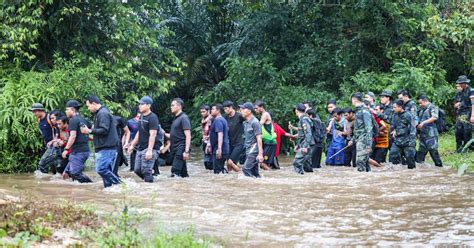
[327,137,361,160]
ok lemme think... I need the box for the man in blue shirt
[210,104,230,174]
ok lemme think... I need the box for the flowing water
[0,154,473,247]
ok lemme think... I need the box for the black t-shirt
[68,115,90,153]
[137,112,161,151]
[170,112,191,150]
[38,114,54,145]
[225,111,245,146]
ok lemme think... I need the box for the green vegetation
[0,1,473,172]
[436,134,474,174]
[0,198,213,247]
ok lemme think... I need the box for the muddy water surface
[0,155,473,246]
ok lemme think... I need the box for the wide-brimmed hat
[456,75,470,84]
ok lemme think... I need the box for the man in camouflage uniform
[454,75,474,153]
[378,90,394,124]
[415,95,442,167]
[292,104,315,174]
[349,93,373,172]
[397,89,418,123]
[390,100,417,169]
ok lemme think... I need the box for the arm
[216,131,223,159]
[91,112,111,135]
[122,126,130,147]
[471,93,474,123]
[183,129,191,160]
[145,130,157,160]
[62,130,77,159]
[260,112,270,125]
[256,134,264,162]
[127,132,139,154]
[363,113,373,144]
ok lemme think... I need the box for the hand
[216,149,222,160]
[62,150,68,159]
[293,146,298,153]
[454,102,460,109]
[417,122,424,130]
[80,126,91,135]
[471,115,474,124]
[145,149,152,160]
[392,130,396,138]
[336,131,343,136]
[368,147,372,153]
[183,151,190,160]
[62,172,69,180]
[257,153,264,163]
[348,140,353,147]
[127,145,134,155]
[301,147,308,154]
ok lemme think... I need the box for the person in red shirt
[272,121,293,169]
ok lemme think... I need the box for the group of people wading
[31,75,474,187]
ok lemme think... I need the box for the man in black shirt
[113,115,130,176]
[81,96,120,188]
[128,96,161,183]
[223,100,244,172]
[169,98,192,178]
[62,100,92,183]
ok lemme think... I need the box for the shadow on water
[0,152,473,246]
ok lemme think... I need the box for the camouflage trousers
[390,143,416,169]
[355,140,371,172]
[416,136,442,167]
[293,146,314,174]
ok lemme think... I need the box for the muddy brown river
[0,155,473,246]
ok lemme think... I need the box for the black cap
[138,96,153,105]
[456,75,470,84]
[66,100,81,109]
[29,103,45,111]
[222,100,234,108]
[238,102,254,111]
[294,103,306,112]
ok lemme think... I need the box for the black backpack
[311,116,325,144]
[436,108,448,133]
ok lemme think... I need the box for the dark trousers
[129,150,137,171]
[171,146,189,177]
[312,145,323,168]
[390,144,416,169]
[213,154,229,174]
[416,136,443,166]
[455,116,473,151]
[113,145,127,176]
[371,147,388,164]
[344,143,356,167]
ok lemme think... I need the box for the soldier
[454,75,474,153]
[416,95,443,167]
[390,100,417,169]
[349,93,373,172]
[379,90,394,124]
[397,89,418,122]
[292,104,315,174]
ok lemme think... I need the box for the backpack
[311,116,325,144]
[436,108,448,133]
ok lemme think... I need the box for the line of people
[30,75,474,186]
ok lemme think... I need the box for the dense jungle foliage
[0,1,472,172]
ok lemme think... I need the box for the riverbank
[0,197,214,247]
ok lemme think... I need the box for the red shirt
[273,122,287,157]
